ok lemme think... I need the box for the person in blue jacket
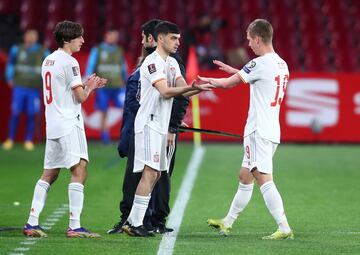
[3,29,49,151]
[86,29,128,143]
[107,19,189,234]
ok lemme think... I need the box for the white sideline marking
[46,218,60,222]
[42,222,55,226]
[14,248,29,251]
[9,204,68,255]
[19,241,35,245]
[157,146,205,255]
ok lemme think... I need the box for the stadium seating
[0,0,358,72]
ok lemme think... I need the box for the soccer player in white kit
[199,19,293,240]
[122,21,214,237]
[23,21,106,238]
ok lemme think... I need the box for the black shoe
[144,223,156,234]
[107,219,126,234]
[122,222,155,237]
[155,223,174,234]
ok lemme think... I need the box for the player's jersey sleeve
[65,58,83,89]
[237,59,262,84]
[145,58,166,85]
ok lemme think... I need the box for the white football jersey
[41,50,84,139]
[238,52,289,143]
[135,51,181,134]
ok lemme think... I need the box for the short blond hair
[247,19,273,44]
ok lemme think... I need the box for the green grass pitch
[0,142,359,254]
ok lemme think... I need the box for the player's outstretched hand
[208,79,223,88]
[197,75,212,84]
[191,80,215,91]
[198,76,222,88]
[180,121,189,128]
[213,60,239,74]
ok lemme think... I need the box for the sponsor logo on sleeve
[243,66,251,74]
[148,63,156,74]
[72,66,79,76]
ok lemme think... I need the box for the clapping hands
[85,73,107,90]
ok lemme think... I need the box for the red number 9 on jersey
[45,71,53,104]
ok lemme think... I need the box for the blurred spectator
[184,14,226,69]
[86,29,128,144]
[2,29,50,151]
[225,47,250,70]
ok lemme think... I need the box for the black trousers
[119,133,179,226]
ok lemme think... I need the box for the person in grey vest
[85,29,128,144]
[3,29,50,151]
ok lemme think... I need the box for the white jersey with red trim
[135,50,181,134]
[237,52,289,143]
[41,50,84,139]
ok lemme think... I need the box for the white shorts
[44,126,89,169]
[241,131,278,174]
[134,125,171,173]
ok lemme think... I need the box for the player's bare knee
[155,171,161,182]
[252,169,272,186]
[239,167,253,184]
[41,169,60,184]
[149,169,160,182]
[70,160,88,183]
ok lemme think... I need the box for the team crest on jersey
[72,66,79,76]
[170,67,176,75]
[148,63,156,74]
[153,152,159,163]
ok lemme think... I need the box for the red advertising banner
[281,73,360,142]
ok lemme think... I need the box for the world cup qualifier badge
[243,60,256,74]
[72,66,79,76]
[148,63,156,74]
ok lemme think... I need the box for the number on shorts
[45,71,53,104]
[270,74,289,107]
